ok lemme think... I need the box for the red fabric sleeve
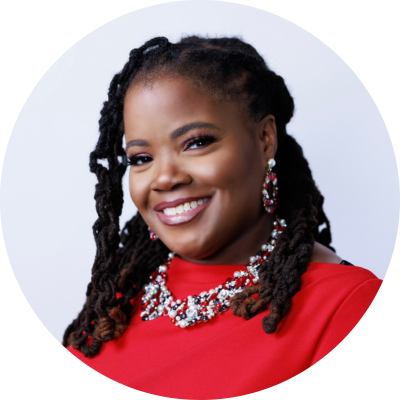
[310,278,382,365]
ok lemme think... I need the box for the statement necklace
[140,217,286,328]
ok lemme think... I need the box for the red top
[68,257,381,399]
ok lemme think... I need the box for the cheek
[128,169,149,213]
[201,140,261,191]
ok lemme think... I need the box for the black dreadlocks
[63,36,334,357]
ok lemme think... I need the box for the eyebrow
[170,122,221,140]
[125,139,149,148]
[125,122,222,149]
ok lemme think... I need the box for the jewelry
[148,227,158,241]
[140,216,287,328]
[263,158,278,214]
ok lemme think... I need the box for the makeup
[155,197,211,226]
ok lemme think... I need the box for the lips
[154,196,212,226]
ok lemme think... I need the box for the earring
[148,227,158,241]
[263,158,278,214]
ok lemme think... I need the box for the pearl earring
[262,158,278,214]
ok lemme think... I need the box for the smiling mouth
[155,197,212,226]
[162,198,210,215]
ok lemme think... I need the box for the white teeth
[164,208,175,215]
[162,198,210,215]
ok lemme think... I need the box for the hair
[63,35,334,357]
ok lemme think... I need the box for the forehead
[123,77,254,137]
[125,78,214,115]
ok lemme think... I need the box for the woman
[64,36,381,398]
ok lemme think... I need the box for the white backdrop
[1,1,399,399]
[1,0,397,342]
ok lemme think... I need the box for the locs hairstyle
[63,36,334,357]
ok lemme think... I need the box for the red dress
[68,257,381,399]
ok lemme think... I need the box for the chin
[166,242,207,260]
[161,231,216,260]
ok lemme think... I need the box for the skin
[123,77,341,265]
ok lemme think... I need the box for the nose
[150,157,193,192]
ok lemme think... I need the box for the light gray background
[1,1,398,343]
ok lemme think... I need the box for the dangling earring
[148,227,158,241]
[263,158,278,214]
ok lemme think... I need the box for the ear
[257,114,278,168]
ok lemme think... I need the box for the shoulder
[298,247,381,334]
[304,242,380,292]
[308,241,380,281]
[304,261,382,366]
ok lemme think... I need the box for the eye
[127,154,153,166]
[184,134,216,151]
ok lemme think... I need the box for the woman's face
[123,77,277,262]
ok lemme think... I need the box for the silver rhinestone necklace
[140,217,286,328]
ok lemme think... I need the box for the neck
[179,212,276,265]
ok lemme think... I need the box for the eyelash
[127,133,217,166]
[126,154,153,166]
[183,133,217,151]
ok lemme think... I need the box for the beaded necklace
[140,217,286,328]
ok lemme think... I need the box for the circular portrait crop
[1,1,398,399]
